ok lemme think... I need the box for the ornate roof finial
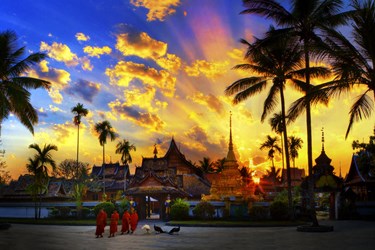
[321,127,325,152]
[153,144,158,158]
[226,111,236,162]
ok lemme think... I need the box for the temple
[204,112,254,213]
[125,138,210,220]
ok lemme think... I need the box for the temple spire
[153,144,158,158]
[321,127,325,152]
[226,111,236,162]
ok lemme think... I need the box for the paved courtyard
[0,220,374,250]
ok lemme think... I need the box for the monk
[130,208,138,234]
[108,209,120,238]
[95,209,107,238]
[121,210,130,234]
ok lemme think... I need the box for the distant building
[125,137,210,220]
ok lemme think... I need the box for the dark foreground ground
[0,220,374,250]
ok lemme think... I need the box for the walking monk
[130,208,139,234]
[108,209,120,238]
[121,209,130,234]
[95,209,107,238]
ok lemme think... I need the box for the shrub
[57,206,71,218]
[93,202,115,216]
[249,206,269,221]
[193,201,215,220]
[170,198,190,220]
[81,207,92,218]
[270,201,289,220]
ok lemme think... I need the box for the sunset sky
[1,0,372,180]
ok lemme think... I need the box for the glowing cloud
[83,45,112,58]
[75,32,90,41]
[29,60,71,104]
[130,0,181,21]
[105,61,175,97]
[65,79,101,103]
[155,53,181,72]
[109,100,165,131]
[116,32,167,60]
[122,85,167,112]
[40,41,79,67]
[80,57,93,71]
[187,92,224,114]
[184,59,230,78]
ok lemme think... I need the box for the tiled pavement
[0,220,374,250]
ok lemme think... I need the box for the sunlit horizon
[1,0,372,181]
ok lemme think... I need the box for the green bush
[57,206,71,218]
[170,198,190,220]
[193,201,215,220]
[81,207,92,218]
[270,201,289,220]
[93,202,115,216]
[249,206,269,221]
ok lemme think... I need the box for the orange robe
[130,211,138,232]
[109,211,120,234]
[95,210,107,236]
[121,211,130,233]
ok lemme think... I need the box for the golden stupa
[204,112,253,201]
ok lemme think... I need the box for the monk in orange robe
[95,209,107,238]
[130,208,138,234]
[108,210,120,238]
[121,210,131,234]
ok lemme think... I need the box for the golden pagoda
[204,112,251,201]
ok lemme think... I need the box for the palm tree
[260,135,282,168]
[198,157,214,173]
[115,139,136,192]
[0,30,51,135]
[269,112,285,170]
[94,120,118,195]
[288,136,303,168]
[263,166,281,192]
[225,28,309,213]
[115,139,136,165]
[29,143,58,177]
[28,143,58,218]
[71,103,88,175]
[311,0,375,138]
[25,157,44,219]
[241,0,350,226]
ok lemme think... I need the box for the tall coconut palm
[0,30,51,135]
[29,143,58,176]
[115,139,136,192]
[310,0,375,138]
[28,143,58,218]
[269,112,285,170]
[94,120,118,195]
[198,157,214,173]
[225,27,308,214]
[71,103,88,176]
[115,139,136,165]
[25,157,44,219]
[260,135,282,168]
[288,136,303,168]
[241,0,350,226]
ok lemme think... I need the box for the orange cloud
[83,45,112,58]
[108,100,165,131]
[28,60,71,104]
[105,61,175,97]
[75,32,90,41]
[130,0,181,21]
[116,32,167,60]
[184,59,230,78]
[80,57,93,71]
[40,41,79,67]
[155,53,181,72]
[122,86,167,112]
[187,92,224,114]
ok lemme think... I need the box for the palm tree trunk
[76,124,80,178]
[103,144,105,196]
[304,42,318,226]
[280,87,293,219]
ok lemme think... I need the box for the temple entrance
[145,196,160,219]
